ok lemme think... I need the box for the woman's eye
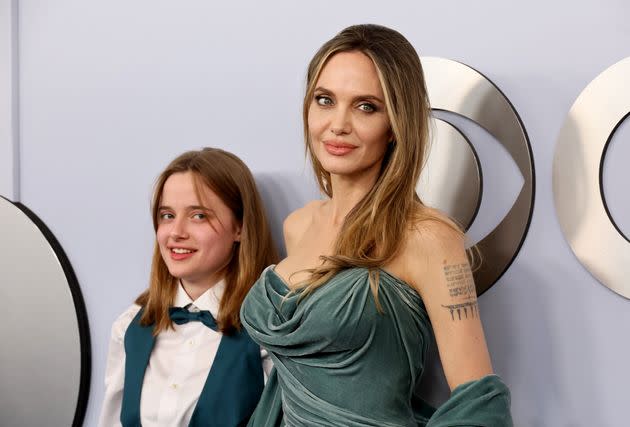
[159,213,174,220]
[315,95,333,106]
[192,213,207,220]
[358,103,376,113]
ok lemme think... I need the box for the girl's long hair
[136,148,278,334]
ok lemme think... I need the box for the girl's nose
[170,218,189,239]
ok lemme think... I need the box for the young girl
[99,148,277,427]
[241,25,512,426]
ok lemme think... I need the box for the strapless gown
[240,266,512,426]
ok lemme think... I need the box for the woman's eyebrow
[313,86,332,94]
[352,94,384,104]
[314,86,384,104]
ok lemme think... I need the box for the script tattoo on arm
[441,262,478,322]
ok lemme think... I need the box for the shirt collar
[174,279,225,318]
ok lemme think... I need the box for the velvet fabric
[241,266,512,426]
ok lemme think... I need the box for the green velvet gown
[240,266,512,426]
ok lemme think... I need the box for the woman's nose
[329,107,351,135]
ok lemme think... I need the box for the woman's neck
[327,166,380,225]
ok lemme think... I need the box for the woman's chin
[317,157,359,176]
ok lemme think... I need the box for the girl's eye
[192,213,207,220]
[358,103,376,113]
[315,95,333,106]
[159,213,174,221]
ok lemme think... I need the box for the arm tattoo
[441,262,478,322]
[442,301,478,321]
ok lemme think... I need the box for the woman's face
[308,51,392,180]
[156,171,241,288]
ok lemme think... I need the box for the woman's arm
[401,218,512,425]
[402,219,492,390]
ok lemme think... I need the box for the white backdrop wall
[3,1,630,426]
[0,0,18,200]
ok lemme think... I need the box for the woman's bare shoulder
[283,200,325,254]
[406,205,464,249]
[386,206,464,286]
[389,207,464,282]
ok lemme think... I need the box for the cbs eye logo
[420,56,630,300]
[0,196,90,426]
[553,57,630,300]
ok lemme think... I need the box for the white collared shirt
[98,281,272,427]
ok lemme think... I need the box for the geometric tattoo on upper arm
[440,262,479,322]
[442,301,478,321]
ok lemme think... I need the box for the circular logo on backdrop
[553,57,630,299]
[418,57,535,295]
[0,196,90,427]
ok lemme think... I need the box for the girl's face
[308,51,392,180]
[156,171,241,289]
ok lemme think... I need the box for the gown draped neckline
[241,265,512,427]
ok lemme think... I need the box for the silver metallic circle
[0,196,90,427]
[417,118,482,230]
[422,57,535,295]
[553,57,630,299]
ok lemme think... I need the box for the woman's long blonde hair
[299,24,463,301]
[136,148,278,334]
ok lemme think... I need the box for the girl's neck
[180,274,223,301]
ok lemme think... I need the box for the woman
[241,25,512,426]
[99,148,278,427]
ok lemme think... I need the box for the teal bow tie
[169,306,218,331]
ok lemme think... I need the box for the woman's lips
[323,141,357,156]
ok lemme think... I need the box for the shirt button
[171,383,178,390]
[188,340,195,346]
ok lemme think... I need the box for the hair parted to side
[299,24,464,303]
[135,147,279,335]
